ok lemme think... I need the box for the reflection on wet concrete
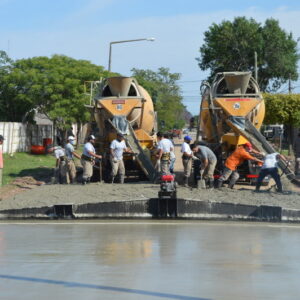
[1,221,300,300]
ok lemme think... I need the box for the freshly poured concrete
[0,221,300,300]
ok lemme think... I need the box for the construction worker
[50,145,66,184]
[110,133,131,184]
[157,132,173,175]
[217,142,263,189]
[181,135,193,187]
[81,135,102,185]
[255,152,286,193]
[191,143,217,188]
[65,136,81,184]
[0,135,4,187]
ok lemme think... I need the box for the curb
[1,198,300,222]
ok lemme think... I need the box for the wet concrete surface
[1,220,300,300]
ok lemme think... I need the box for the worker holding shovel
[255,152,287,193]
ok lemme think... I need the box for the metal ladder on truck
[226,118,300,186]
[108,120,158,182]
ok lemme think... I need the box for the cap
[184,135,192,142]
[244,142,252,150]
[88,134,96,140]
[68,136,75,140]
[0,135,4,141]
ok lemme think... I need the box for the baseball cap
[0,135,4,141]
[244,142,252,150]
[184,135,192,142]
[68,136,75,140]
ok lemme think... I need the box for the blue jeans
[256,167,282,192]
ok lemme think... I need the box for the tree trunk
[287,124,295,156]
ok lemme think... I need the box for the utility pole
[254,51,258,82]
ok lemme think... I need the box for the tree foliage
[197,17,299,91]
[264,93,300,127]
[131,67,186,130]
[0,54,110,130]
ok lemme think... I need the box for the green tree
[0,55,110,134]
[197,17,299,91]
[264,93,300,154]
[131,67,185,130]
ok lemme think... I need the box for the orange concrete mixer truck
[87,76,158,182]
[197,71,298,185]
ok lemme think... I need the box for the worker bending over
[217,142,263,189]
[157,132,173,175]
[191,144,217,188]
[181,135,193,187]
[81,135,102,185]
[65,136,81,184]
[255,152,286,193]
[110,133,131,184]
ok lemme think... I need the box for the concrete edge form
[0,198,300,222]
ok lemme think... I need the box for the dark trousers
[256,167,282,192]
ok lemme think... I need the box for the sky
[1,0,300,115]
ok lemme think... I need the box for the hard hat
[68,136,75,140]
[88,135,96,140]
[184,135,192,141]
[244,142,252,150]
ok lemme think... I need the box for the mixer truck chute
[88,76,158,182]
[198,71,299,186]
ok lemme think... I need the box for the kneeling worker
[255,152,286,192]
[110,133,131,184]
[81,135,102,185]
[217,142,263,189]
[191,144,217,188]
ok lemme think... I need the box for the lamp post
[108,38,155,72]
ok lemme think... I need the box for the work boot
[82,178,87,185]
[183,176,189,187]
[208,179,214,189]
[216,179,223,188]
[120,175,125,184]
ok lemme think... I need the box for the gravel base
[0,182,299,211]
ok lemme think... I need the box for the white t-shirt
[157,138,173,153]
[262,153,279,169]
[54,147,65,159]
[110,139,127,160]
[83,142,95,158]
[170,140,175,159]
[181,142,192,155]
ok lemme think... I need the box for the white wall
[0,122,52,154]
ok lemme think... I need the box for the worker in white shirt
[156,132,174,175]
[181,136,193,187]
[110,133,131,184]
[255,152,286,192]
[49,145,66,184]
[81,135,102,185]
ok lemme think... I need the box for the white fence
[0,122,52,154]
[0,122,88,154]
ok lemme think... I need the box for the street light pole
[108,38,155,72]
